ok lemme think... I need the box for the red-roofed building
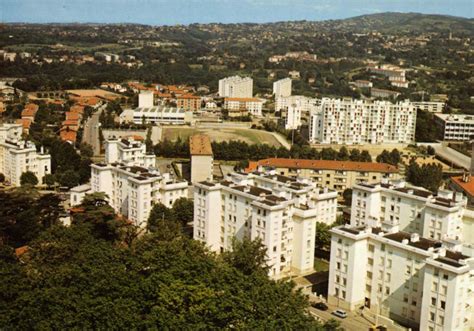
[177,94,201,112]
[70,105,85,114]
[246,158,401,195]
[21,103,39,120]
[65,111,82,121]
[15,118,33,134]
[60,128,78,144]
[450,174,474,207]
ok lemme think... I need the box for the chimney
[410,233,420,243]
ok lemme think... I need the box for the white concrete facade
[138,90,154,108]
[435,114,474,141]
[285,104,302,130]
[328,226,474,331]
[218,76,253,98]
[411,101,445,113]
[273,78,292,98]
[79,163,188,228]
[104,137,155,168]
[309,98,416,144]
[350,181,466,244]
[0,123,51,186]
[193,170,337,277]
[275,95,319,113]
[119,106,193,125]
[223,98,264,117]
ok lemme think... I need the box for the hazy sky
[1,0,473,25]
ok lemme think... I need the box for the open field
[161,126,283,147]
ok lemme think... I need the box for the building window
[440,301,445,310]
[431,297,436,306]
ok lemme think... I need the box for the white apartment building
[0,123,51,186]
[119,106,193,125]
[223,97,264,117]
[309,98,416,144]
[434,114,474,141]
[275,95,320,113]
[104,136,155,168]
[350,181,467,244]
[411,101,445,113]
[285,104,302,129]
[328,225,473,331]
[73,163,188,228]
[138,90,154,108]
[218,76,253,98]
[193,170,337,277]
[273,78,292,98]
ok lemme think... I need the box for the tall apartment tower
[193,170,338,278]
[327,179,473,330]
[309,98,416,144]
[218,76,253,98]
[273,78,292,98]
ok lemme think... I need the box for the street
[308,299,374,331]
[422,142,470,170]
[82,105,106,156]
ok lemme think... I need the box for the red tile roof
[15,246,29,257]
[70,105,85,113]
[190,134,213,156]
[21,103,39,118]
[246,158,399,173]
[62,119,79,126]
[16,118,32,130]
[65,112,81,121]
[60,129,77,143]
[451,176,474,197]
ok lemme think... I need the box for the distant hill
[331,12,474,34]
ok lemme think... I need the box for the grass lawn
[314,258,330,272]
[162,126,282,147]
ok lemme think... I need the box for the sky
[1,0,473,25]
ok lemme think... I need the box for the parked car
[331,309,347,318]
[312,302,328,311]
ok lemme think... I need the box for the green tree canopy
[20,171,38,187]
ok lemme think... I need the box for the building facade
[435,114,474,141]
[84,163,188,228]
[273,78,292,98]
[104,136,155,168]
[0,123,51,186]
[119,106,193,125]
[218,76,253,98]
[350,181,466,243]
[193,170,337,277]
[411,101,445,113]
[328,225,473,330]
[309,98,416,144]
[275,95,319,113]
[223,97,264,117]
[190,134,213,184]
[246,158,400,196]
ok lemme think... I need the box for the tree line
[154,138,376,163]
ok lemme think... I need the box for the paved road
[82,105,105,156]
[308,302,374,331]
[422,142,470,170]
